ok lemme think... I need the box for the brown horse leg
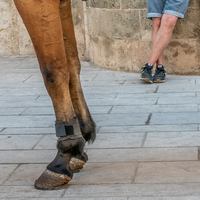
[59,0,96,144]
[14,0,85,190]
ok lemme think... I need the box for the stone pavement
[0,56,200,199]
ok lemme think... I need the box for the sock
[158,64,164,68]
[147,63,153,67]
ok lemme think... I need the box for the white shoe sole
[141,78,153,84]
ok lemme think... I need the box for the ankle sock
[157,64,164,68]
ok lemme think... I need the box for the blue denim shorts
[147,0,190,19]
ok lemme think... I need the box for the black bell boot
[35,118,87,190]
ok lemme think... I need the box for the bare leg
[152,18,164,66]
[14,0,85,190]
[59,0,96,142]
[148,14,178,65]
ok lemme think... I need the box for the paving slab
[0,186,62,198]
[93,113,149,126]
[0,164,18,185]
[99,124,199,133]
[83,85,157,94]
[0,116,55,128]
[4,164,47,186]
[86,97,157,106]
[21,106,112,115]
[87,148,197,162]
[157,85,200,93]
[1,127,55,135]
[1,198,127,200]
[157,97,200,105]
[150,112,200,125]
[111,104,198,113]
[65,183,200,197]
[0,135,43,150]
[144,132,200,147]
[117,92,196,98]
[135,161,200,184]
[0,150,56,164]
[128,197,200,200]
[0,107,27,116]
[70,163,136,185]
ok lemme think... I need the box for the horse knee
[41,65,70,86]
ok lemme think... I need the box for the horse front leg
[60,0,96,143]
[14,0,86,190]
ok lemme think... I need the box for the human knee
[161,15,178,31]
[153,17,161,28]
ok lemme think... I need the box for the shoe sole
[141,78,153,84]
[153,79,165,83]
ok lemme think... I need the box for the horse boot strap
[55,118,83,141]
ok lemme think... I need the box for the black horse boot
[35,118,87,190]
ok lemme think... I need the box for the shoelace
[144,67,152,75]
[155,68,165,75]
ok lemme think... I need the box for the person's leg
[148,14,178,65]
[141,0,164,83]
[152,18,164,66]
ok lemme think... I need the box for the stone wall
[86,0,200,75]
[0,0,86,60]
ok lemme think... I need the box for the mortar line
[154,86,159,93]
[23,75,32,83]
[35,95,40,100]
[108,106,114,114]
[31,134,46,150]
[60,185,70,198]
[145,113,152,125]
[131,162,139,184]
[2,164,21,185]
[96,126,101,133]
[92,73,99,81]
[0,128,5,133]
[141,132,148,148]
[155,97,159,105]
[20,107,29,116]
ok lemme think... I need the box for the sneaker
[153,65,166,83]
[141,63,153,84]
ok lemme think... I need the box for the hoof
[70,157,86,171]
[35,169,71,190]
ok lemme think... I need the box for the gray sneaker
[141,63,153,84]
[153,65,166,83]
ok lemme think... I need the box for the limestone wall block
[0,0,19,55]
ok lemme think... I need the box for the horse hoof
[70,157,86,171]
[34,169,71,190]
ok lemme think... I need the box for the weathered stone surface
[0,164,18,185]
[70,163,136,184]
[0,0,86,60]
[135,161,200,183]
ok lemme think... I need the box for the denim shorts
[147,0,190,19]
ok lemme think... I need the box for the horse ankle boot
[35,118,86,190]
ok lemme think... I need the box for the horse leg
[14,0,86,190]
[60,0,96,143]
[59,0,96,170]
